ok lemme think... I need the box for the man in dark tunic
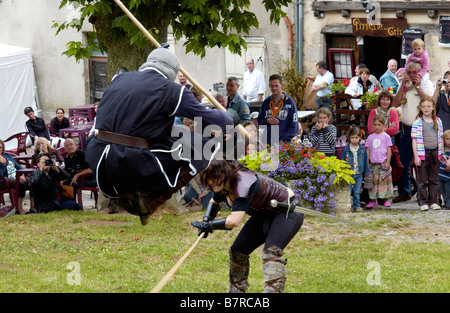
[86,46,235,224]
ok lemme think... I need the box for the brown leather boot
[228,249,250,293]
[262,246,286,293]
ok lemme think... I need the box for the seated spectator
[85,101,99,148]
[291,122,310,145]
[345,67,376,110]
[242,120,259,143]
[31,137,64,167]
[49,108,70,139]
[24,106,50,144]
[367,90,399,141]
[183,173,213,209]
[29,153,81,213]
[434,71,450,131]
[350,63,380,88]
[0,139,33,214]
[63,138,96,191]
[214,92,228,109]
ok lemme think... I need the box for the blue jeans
[350,173,363,209]
[58,198,82,211]
[183,186,214,208]
[439,180,450,207]
[398,125,413,197]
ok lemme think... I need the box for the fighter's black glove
[191,218,229,238]
[225,108,240,126]
[203,202,220,222]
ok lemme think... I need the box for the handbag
[60,184,75,200]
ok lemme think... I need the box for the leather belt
[97,130,150,149]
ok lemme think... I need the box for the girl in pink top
[368,90,399,140]
[405,38,429,87]
[365,114,394,208]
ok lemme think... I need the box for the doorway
[360,36,402,79]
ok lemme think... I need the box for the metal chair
[4,132,28,156]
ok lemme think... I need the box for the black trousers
[231,212,303,255]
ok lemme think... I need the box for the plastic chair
[4,132,28,156]
[0,176,16,207]
[76,174,98,210]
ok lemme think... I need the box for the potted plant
[360,87,381,109]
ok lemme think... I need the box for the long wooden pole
[150,232,205,293]
[113,0,249,139]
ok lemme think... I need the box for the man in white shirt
[311,61,335,115]
[243,58,266,102]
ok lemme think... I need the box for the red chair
[76,174,98,210]
[4,132,28,156]
[0,176,16,207]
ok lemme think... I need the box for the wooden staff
[150,232,205,293]
[113,0,249,139]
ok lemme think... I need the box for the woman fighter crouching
[191,159,303,293]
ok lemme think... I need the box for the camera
[442,79,449,84]
[45,159,53,166]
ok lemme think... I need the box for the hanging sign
[352,18,407,38]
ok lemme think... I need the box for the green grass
[0,210,448,293]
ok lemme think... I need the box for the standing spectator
[367,90,399,140]
[177,72,192,90]
[393,61,435,203]
[379,59,400,94]
[311,61,334,114]
[433,71,450,131]
[257,74,298,145]
[29,153,81,213]
[341,126,370,212]
[242,58,266,102]
[412,97,443,211]
[364,114,394,208]
[226,77,250,124]
[24,106,50,144]
[438,130,450,210]
[309,107,337,157]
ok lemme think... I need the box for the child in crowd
[438,130,450,210]
[309,107,336,157]
[405,38,430,90]
[341,127,370,212]
[412,97,444,211]
[364,114,394,208]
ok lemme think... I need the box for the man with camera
[28,153,81,213]
[434,71,450,131]
[393,61,434,203]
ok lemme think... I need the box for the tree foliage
[53,0,293,81]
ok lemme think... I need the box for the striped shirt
[310,124,337,156]
[411,117,443,161]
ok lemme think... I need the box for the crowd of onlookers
[2,39,450,215]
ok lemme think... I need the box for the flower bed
[239,143,354,214]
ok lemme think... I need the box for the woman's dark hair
[200,159,244,188]
[56,108,65,114]
[376,90,394,108]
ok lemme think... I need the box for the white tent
[0,43,39,149]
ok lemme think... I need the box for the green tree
[53,0,292,82]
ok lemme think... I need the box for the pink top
[365,132,392,164]
[367,108,399,138]
[405,49,429,77]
